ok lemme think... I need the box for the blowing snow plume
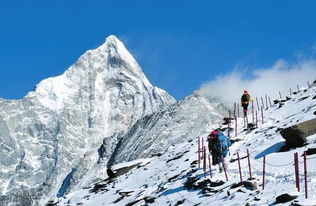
[198,59,316,107]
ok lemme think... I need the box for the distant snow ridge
[107,94,226,165]
[0,35,175,206]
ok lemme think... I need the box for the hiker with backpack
[240,90,252,116]
[207,130,231,173]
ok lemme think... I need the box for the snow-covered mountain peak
[0,36,175,205]
[26,35,164,112]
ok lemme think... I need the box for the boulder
[280,118,316,148]
[275,193,297,203]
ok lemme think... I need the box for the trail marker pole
[265,94,268,110]
[201,137,204,161]
[252,101,254,123]
[304,151,308,199]
[247,149,252,180]
[237,103,240,117]
[297,84,300,91]
[237,152,243,182]
[290,88,292,95]
[203,146,206,178]
[261,106,264,124]
[294,152,300,192]
[198,137,201,168]
[235,116,237,137]
[261,96,265,110]
[234,102,236,117]
[268,97,272,107]
[279,91,282,99]
[255,111,258,128]
[262,156,266,190]
[256,97,259,111]
[228,110,231,138]
[208,153,212,178]
[307,81,310,88]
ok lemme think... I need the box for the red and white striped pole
[247,149,252,180]
[304,151,308,199]
[262,156,266,190]
[237,152,243,182]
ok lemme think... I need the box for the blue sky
[1,0,316,100]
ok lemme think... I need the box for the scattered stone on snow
[275,193,298,203]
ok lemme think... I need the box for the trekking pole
[304,151,308,199]
[237,103,240,117]
[256,97,259,111]
[262,156,266,190]
[247,149,252,180]
[237,152,243,182]
[265,94,268,110]
[294,152,300,192]
[208,153,212,178]
[261,106,264,124]
[243,114,246,128]
[255,111,258,128]
[198,137,200,168]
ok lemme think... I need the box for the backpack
[241,94,250,103]
[213,132,231,156]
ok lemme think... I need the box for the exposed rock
[280,118,316,148]
[306,148,316,156]
[230,181,257,191]
[275,193,297,203]
[176,199,185,205]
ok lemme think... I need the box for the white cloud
[198,59,316,107]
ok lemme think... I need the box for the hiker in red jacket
[240,90,252,116]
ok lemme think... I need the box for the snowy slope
[107,93,227,165]
[0,35,175,206]
[57,81,316,206]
